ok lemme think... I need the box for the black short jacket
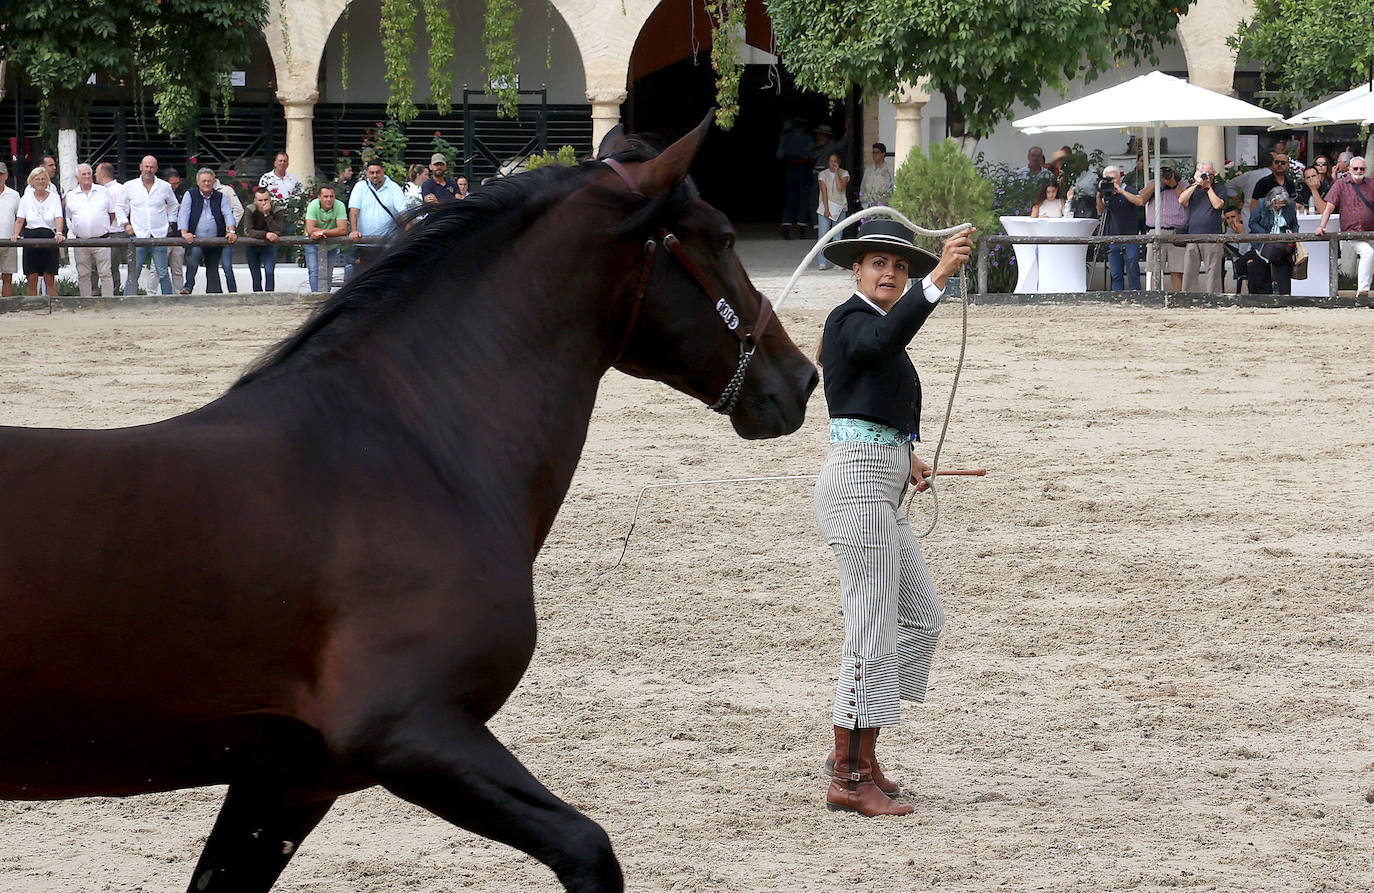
[819,292,937,440]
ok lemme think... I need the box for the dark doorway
[626,50,857,224]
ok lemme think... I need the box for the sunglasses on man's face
[1272,160,1289,167]
[1353,166,1368,172]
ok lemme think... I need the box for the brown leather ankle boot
[824,726,899,796]
[826,726,913,816]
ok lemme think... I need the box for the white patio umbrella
[1014,71,1286,240]
[1285,83,1374,127]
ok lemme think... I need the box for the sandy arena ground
[1,291,1372,892]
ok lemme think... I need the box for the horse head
[596,116,818,440]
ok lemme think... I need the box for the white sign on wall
[1236,134,1259,167]
[230,71,247,87]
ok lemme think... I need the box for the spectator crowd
[1011,140,1374,298]
[0,148,478,299]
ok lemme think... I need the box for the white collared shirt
[65,183,117,239]
[96,180,128,230]
[854,275,943,315]
[123,177,179,238]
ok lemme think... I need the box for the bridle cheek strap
[612,239,657,364]
[602,158,769,414]
[661,234,773,348]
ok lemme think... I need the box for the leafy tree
[763,0,1190,141]
[0,1,269,137]
[1231,0,1374,107]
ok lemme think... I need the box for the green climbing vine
[423,0,454,115]
[483,0,522,118]
[339,1,351,91]
[704,0,745,129]
[277,0,292,62]
[380,0,417,122]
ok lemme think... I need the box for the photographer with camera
[1139,166,1187,292]
[1095,164,1146,290]
[1178,161,1228,293]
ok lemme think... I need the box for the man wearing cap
[421,153,460,203]
[0,163,19,296]
[813,217,972,817]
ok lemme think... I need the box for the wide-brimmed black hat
[821,218,939,277]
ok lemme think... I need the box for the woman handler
[814,218,972,816]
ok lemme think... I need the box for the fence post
[976,236,988,299]
[1330,234,1339,299]
[1153,232,1164,294]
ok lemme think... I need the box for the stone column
[279,91,319,185]
[1177,1,1247,168]
[587,88,628,151]
[892,81,931,171]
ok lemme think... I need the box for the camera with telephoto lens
[1198,171,1211,182]
[1097,176,1116,198]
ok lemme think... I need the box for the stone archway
[264,0,655,179]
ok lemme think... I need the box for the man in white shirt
[0,161,19,296]
[121,155,179,296]
[65,163,119,296]
[95,162,128,291]
[259,151,300,204]
[0,163,19,297]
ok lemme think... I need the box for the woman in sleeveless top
[1031,181,1069,218]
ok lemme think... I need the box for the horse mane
[231,141,694,390]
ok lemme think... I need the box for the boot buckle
[848,771,862,781]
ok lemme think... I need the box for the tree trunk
[939,87,980,156]
[941,87,965,140]
[58,129,78,194]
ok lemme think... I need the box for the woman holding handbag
[1247,186,1298,295]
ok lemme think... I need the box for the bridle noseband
[603,158,773,415]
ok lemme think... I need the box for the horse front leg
[354,710,623,893]
[185,783,336,893]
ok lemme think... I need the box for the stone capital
[277,89,320,111]
[586,87,628,107]
[893,78,931,107]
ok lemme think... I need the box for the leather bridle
[603,158,774,415]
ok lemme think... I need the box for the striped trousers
[814,441,944,728]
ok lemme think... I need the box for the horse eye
[718,233,735,253]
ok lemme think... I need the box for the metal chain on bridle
[774,206,974,539]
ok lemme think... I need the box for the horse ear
[596,125,631,160]
[635,110,713,197]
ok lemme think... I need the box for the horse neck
[263,212,636,550]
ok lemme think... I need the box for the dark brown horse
[0,118,816,892]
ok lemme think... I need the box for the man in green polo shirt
[304,185,350,292]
